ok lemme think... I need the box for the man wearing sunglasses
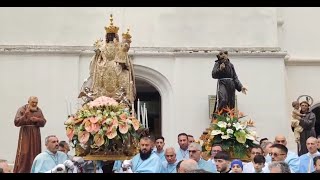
[188,142,217,173]
[269,144,296,173]
[274,135,300,173]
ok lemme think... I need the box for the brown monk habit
[13,104,46,173]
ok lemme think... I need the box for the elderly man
[130,136,161,173]
[160,147,178,173]
[261,141,273,163]
[177,159,199,173]
[274,135,300,172]
[269,161,291,173]
[31,135,73,173]
[13,96,47,173]
[299,137,320,173]
[176,133,189,161]
[188,142,217,173]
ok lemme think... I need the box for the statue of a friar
[212,50,247,115]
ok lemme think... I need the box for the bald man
[274,135,300,173]
[14,96,47,173]
[299,137,320,173]
[178,159,199,173]
[160,147,178,173]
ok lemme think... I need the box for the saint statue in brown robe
[13,96,46,173]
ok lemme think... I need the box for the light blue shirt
[131,152,162,173]
[285,151,300,173]
[265,154,272,163]
[176,148,189,161]
[160,161,178,173]
[299,151,320,173]
[31,150,68,173]
[112,160,123,172]
[198,158,217,173]
[155,150,166,163]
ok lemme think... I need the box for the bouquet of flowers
[64,96,142,156]
[201,108,258,160]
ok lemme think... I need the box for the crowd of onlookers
[1,133,320,173]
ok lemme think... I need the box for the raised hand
[241,87,248,95]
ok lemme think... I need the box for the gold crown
[122,28,132,40]
[104,14,119,34]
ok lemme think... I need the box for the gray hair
[261,141,273,150]
[188,142,201,151]
[45,135,57,145]
[165,147,176,154]
[268,161,291,173]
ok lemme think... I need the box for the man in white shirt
[242,146,269,173]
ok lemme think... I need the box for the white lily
[221,134,230,139]
[211,130,223,136]
[217,121,227,128]
[226,129,234,134]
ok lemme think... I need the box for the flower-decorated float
[200,107,259,162]
[64,14,147,161]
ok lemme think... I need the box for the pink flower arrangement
[64,97,141,155]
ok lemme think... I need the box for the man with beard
[155,136,166,163]
[131,136,161,173]
[176,133,189,161]
[13,96,47,173]
[211,50,247,115]
[31,135,73,173]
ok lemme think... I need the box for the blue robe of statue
[131,152,161,173]
[299,151,320,173]
[31,150,68,173]
[198,159,217,173]
[176,148,189,161]
[160,161,178,173]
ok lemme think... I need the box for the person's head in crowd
[176,160,183,173]
[259,138,269,145]
[274,135,287,146]
[155,136,165,152]
[210,144,222,159]
[188,142,202,162]
[250,146,264,161]
[139,136,153,160]
[231,159,243,173]
[187,135,195,145]
[214,151,231,173]
[178,159,198,173]
[58,141,70,154]
[306,137,318,154]
[313,156,320,173]
[45,135,59,154]
[177,133,189,150]
[270,144,288,162]
[253,155,266,173]
[165,147,177,164]
[261,141,273,156]
[269,161,291,173]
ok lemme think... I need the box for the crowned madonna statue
[79,14,136,104]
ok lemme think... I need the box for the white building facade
[0,7,319,163]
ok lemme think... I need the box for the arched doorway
[311,104,320,137]
[135,78,161,137]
